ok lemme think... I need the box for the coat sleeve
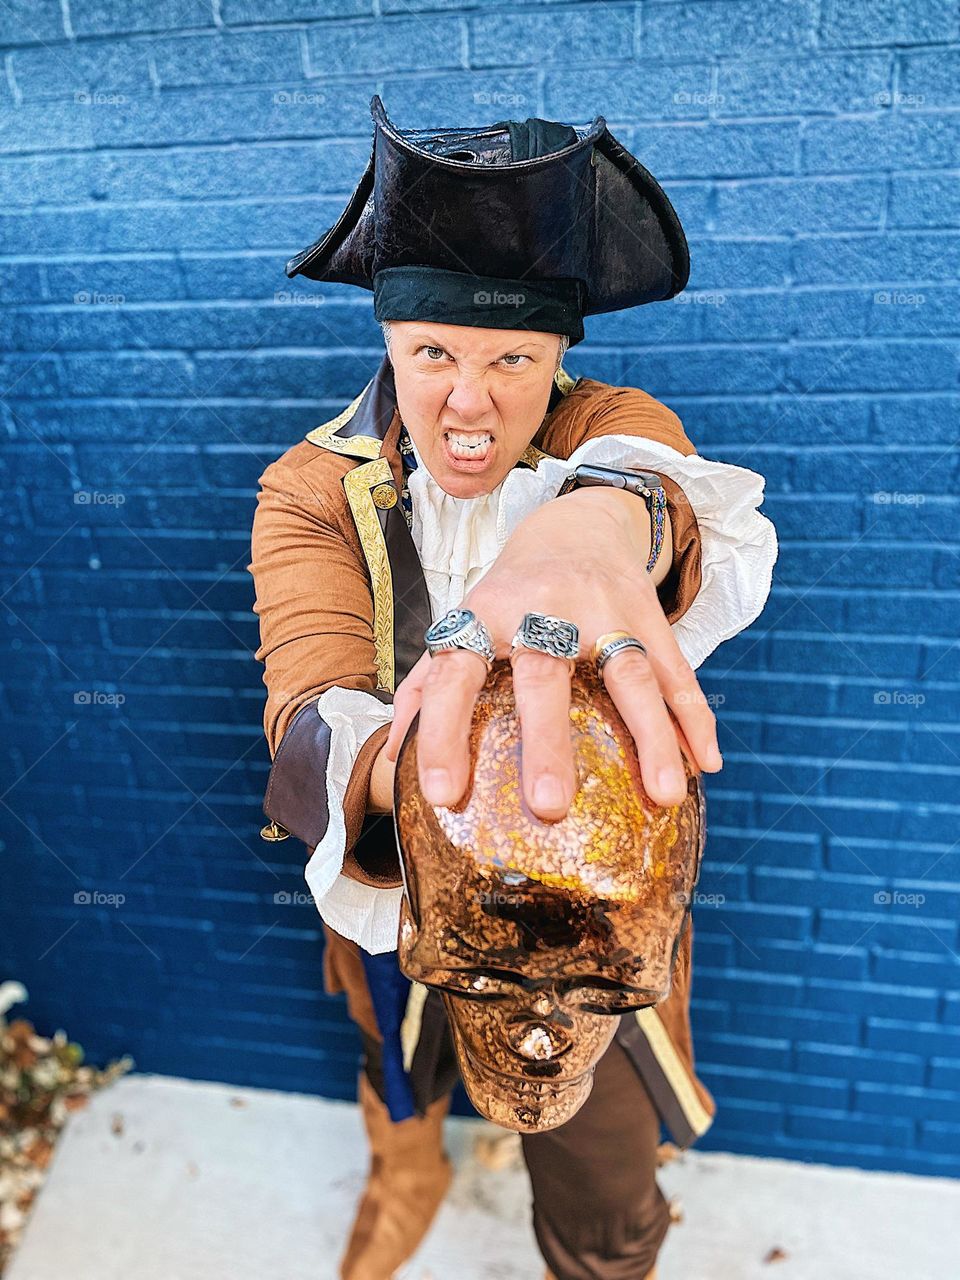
[542,386,706,627]
[248,457,400,892]
[554,385,778,671]
[569,387,703,627]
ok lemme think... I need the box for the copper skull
[393,658,706,1132]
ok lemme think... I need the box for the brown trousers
[328,926,672,1280]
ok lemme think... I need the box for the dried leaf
[764,1247,788,1264]
[0,984,28,1019]
[21,1136,54,1170]
[0,983,133,1275]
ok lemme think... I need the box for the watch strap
[558,462,667,573]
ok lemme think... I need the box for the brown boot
[340,1072,453,1280]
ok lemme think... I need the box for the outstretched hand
[383,490,722,820]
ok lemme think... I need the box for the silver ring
[595,633,648,676]
[424,607,496,671]
[509,612,580,669]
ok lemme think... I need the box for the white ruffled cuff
[499,433,779,671]
[302,687,402,954]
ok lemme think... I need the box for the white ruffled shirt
[304,430,779,953]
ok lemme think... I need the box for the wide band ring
[424,607,496,671]
[593,630,648,676]
[509,612,580,670]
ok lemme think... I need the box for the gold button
[372,483,398,509]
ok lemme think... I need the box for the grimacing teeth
[446,431,493,454]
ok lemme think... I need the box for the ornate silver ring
[509,612,580,671]
[424,607,496,671]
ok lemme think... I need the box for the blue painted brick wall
[2,0,958,1178]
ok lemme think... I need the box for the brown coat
[248,355,715,1144]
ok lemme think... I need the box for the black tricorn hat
[285,96,689,344]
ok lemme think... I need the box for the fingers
[600,646,690,806]
[640,617,722,777]
[600,617,722,803]
[663,653,723,774]
[415,648,489,805]
[510,648,577,821]
[671,715,699,773]
[388,606,721,822]
[382,649,431,763]
[391,636,578,821]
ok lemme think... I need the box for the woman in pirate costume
[249,96,777,1280]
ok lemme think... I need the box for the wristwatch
[557,463,667,573]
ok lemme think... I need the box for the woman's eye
[500,354,528,367]
[423,346,446,361]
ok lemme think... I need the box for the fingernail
[423,768,451,803]
[707,745,723,769]
[533,776,565,810]
[658,767,686,796]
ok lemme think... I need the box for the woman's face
[387,320,562,498]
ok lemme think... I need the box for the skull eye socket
[574,986,657,1014]
[440,972,660,1013]
[432,971,515,1001]
[431,970,658,1013]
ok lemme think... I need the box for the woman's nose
[446,376,492,422]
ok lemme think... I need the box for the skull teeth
[517,1025,555,1060]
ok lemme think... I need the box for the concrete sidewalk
[7,1074,959,1280]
